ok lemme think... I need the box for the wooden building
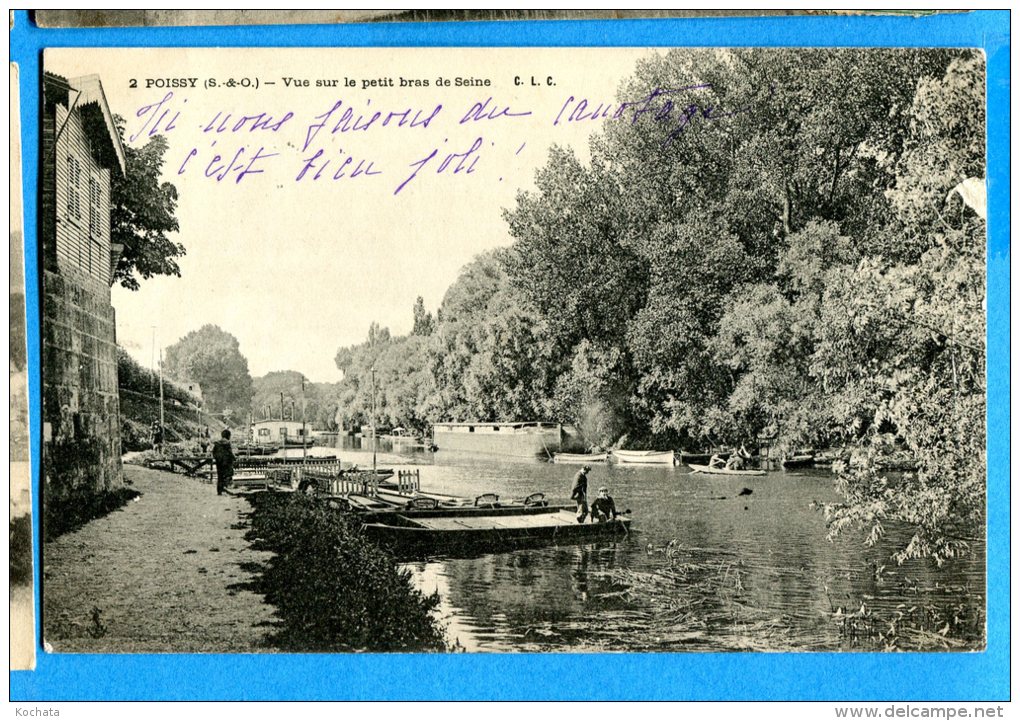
[41,73,127,521]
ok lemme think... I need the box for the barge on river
[432,421,563,459]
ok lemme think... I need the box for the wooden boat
[380,427,421,441]
[612,449,677,465]
[552,452,609,464]
[361,505,631,551]
[781,454,816,469]
[688,463,766,477]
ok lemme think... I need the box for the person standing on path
[571,464,591,523]
[212,429,235,496]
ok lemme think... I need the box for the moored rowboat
[612,449,677,465]
[688,463,766,477]
[552,452,610,464]
[781,454,816,469]
[361,506,631,551]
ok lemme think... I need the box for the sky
[46,47,658,381]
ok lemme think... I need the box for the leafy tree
[503,146,648,353]
[426,251,557,422]
[116,346,192,406]
[411,296,435,336]
[498,47,983,564]
[110,116,185,291]
[318,50,985,566]
[163,325,254,417]
[250,371,340,429]
[549,340,635,448]
[815,56,986,563]
[333,315,432,432]
[251,370,308,421]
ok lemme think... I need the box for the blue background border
[9,10,1010,702]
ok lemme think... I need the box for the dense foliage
[245,492,449,651]
[110,116,185,291]
[163,325,255,419]
[251,370,342,429]
[117,346,194,407]
[329,50,985,562]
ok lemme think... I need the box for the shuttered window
[89,176,101,238]
[66,156,82,219]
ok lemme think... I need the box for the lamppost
[371,366,377,495]
[301,378,307,465]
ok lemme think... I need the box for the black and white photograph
[38,45,986,655]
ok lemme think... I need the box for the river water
[328,438,985,652]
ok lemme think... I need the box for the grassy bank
[244,492,450,652]
[44,487,141,541]
[119,387,227,451]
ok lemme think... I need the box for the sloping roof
[44,72,126,174]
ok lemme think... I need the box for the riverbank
[43,465,277,652]
[243,492,451,652]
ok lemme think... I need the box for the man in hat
[591,486,618,523]
[570,464,592,523]
[212,429,235,496]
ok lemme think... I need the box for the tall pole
[301,378,307,465]
[158,347,165,434]
[150,326,157,423]
[371,366,377,495]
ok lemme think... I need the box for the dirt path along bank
[43,465,277,652]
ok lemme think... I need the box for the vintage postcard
[33,9,840,28]
[35,44,989,660]
[10,61,35,671]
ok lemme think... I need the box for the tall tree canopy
[110,116,185,290]
[325,50,985,562]
[251,370,342,430]
[164,325,254,419]
[411,296,436,336]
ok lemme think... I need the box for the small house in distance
[250,419,313,446]
[182,381,202,403]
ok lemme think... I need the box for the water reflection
[330,437,984,652]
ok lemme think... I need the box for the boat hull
[363,508,630,554]
[552,452,609,464]
[688,463,766,477]
[781,455,816,469]
[433,423,561,459]
[612,450,677,465]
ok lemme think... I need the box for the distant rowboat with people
[688,463,766,477]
